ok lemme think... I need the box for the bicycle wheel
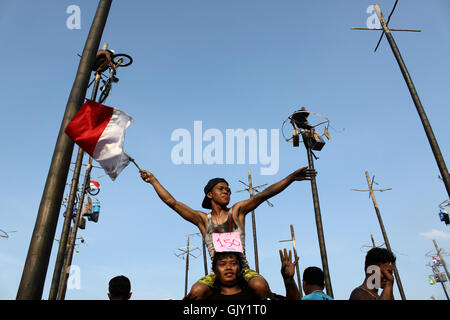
[99,82,111,103]
[112,53,133,67]
[87,186,100,196]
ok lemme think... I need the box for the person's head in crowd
[302,266,325,295]
[212,251,246,289]
[108,275,132,300]
[364,247,396,288]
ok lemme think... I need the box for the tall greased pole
[304,136,333,298]
[374,4,450,197]
[365,171,406,300]
[17,0,112,300]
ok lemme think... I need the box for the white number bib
[212,231,243,253]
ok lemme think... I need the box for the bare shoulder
[231,202,244,216]
[231,203,246,227]
[349,287,377,300]
[197,209,209,223]
[194,209,209,231]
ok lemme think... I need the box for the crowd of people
[105,166,400,300]
[108,247,396,300]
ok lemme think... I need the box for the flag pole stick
[129,156,142,171]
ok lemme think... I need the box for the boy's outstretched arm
[234,167,316,216]
[140,170,206,232]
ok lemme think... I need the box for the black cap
[202,178,229,209]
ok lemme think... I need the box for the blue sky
[0,0,449,300]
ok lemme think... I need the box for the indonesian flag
[432,256,442,265]
[65,99,133,181]
[90,180,100,191]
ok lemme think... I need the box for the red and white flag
[65,99,133,181]
[432,256,442,265]
[90,180,100,191]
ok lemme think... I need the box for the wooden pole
[371,234,376,248]
[57,158,94,300]
[290,224,303,298]
[304,136,333,298]
[185,236,190,297]
[248,169,260,273]
[365,171,406,300]
[374,4,450,198]
[16,0,113,300]
[202,239,208,276]
[433,240,450,284]
[432,262,450,300]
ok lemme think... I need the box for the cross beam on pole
[360,234,380,252]
[351,27,421,32]
[237,181,273,207]
[374,0,398,52]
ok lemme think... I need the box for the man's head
[212,252,244,287]
[302,266,325,295]
[108,275,132,300]
[202,178,230,209]
[364,248,396,288]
